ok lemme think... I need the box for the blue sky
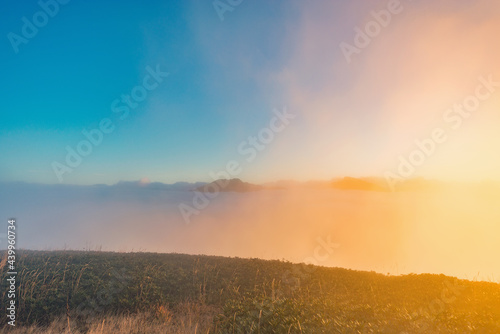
[0,0,295,184]
[1,0,499,185]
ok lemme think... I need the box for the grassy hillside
[1,250,499,333]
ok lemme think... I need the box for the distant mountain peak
[196,178,262,193]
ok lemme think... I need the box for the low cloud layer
[1,182,499,281]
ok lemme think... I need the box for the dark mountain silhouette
[196,178,262,193]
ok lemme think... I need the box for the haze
[1,182,499,282]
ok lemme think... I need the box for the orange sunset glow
[1,0,500,332]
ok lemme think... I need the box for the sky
[1,0,499,185]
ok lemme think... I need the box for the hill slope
[1,250,499,333]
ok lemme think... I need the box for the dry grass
[0,255,7,271]
[0,302,219,334]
